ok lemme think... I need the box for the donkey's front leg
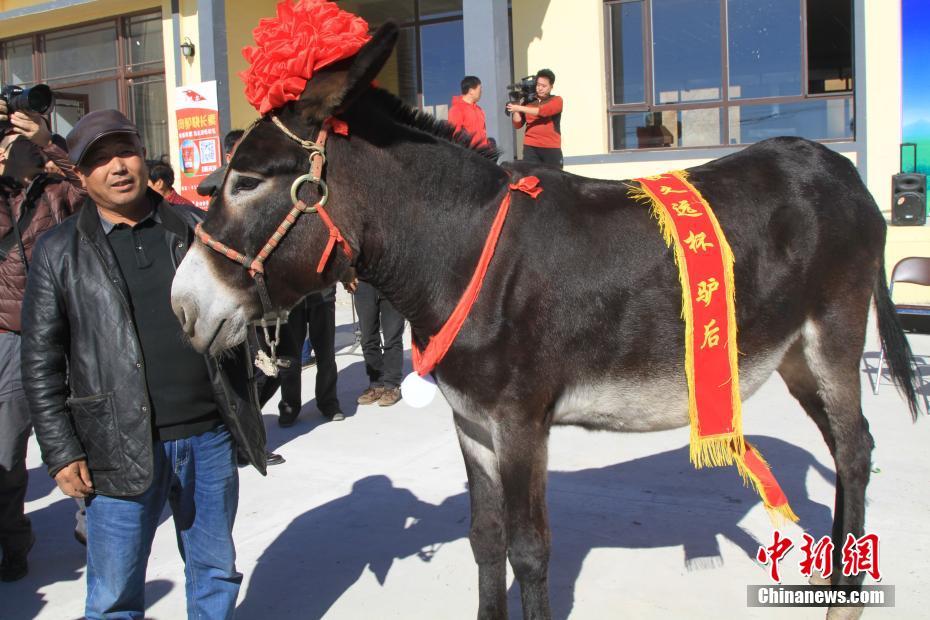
[454,412,508,619]
[495,417,552,620]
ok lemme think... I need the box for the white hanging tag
[401,372,438,408]
[254,350,279,377]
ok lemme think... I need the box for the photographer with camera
[0,91,84,581]
[506,69,564,169]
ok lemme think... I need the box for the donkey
[170,24,921,619]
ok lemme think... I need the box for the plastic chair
[872,256,930,394]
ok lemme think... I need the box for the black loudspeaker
[892,144,927,226]
[892,173,926,226]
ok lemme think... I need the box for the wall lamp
[180,37,196,58]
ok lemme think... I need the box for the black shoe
[301,355,316,368]
[1,533,35,582]
[266,451,286,466]
[278,403,300,427]
[322,410,345,422]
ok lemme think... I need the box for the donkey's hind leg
[778,321,875,620]
[454,412,508,619]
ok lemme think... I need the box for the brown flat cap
[66,109,139,165]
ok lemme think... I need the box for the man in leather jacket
[0,101,85,582]
[20,110,266,619]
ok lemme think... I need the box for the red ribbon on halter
[314,201,352,273]
[412,176,542,376]
[330,118,349,136]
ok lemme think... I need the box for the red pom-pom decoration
[240,0,371,115]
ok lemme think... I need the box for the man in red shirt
[507,69,563,168]
[448,76,488,148]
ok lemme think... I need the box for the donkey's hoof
[809,573,831,586]
[826,606,864,620]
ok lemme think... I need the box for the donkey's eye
[232,176,262,194]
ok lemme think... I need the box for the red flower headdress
[240,0,371,115]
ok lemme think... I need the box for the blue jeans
[84,425,241,619]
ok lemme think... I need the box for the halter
[194,114,353,375]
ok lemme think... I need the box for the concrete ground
[4,290,929,619]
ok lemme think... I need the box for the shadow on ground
[3,492,174,620]
[238,435,833,619]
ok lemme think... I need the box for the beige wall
[511,0,609,159]
[861,0,902,217]
[225,0,279,131]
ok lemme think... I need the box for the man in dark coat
[20,110,266,618]
[0,100,84,582]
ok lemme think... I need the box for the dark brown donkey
[170,24,921,620]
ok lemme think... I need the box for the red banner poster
[175,81,221,209]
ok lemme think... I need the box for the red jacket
[513,95,563,149]
[165,188,197,209]
[0,143,85,331]
[448,96,488,148]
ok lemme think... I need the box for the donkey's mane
[364,87,500,161]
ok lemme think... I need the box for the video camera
[0,84,54,131]
[505,75,537,115]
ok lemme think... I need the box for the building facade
[1,0,922,296]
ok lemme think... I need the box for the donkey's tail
[874,260,923,419]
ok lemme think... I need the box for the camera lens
[9,84,53,115]
[25,85,53,114]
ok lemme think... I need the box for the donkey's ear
[297,22,399,123]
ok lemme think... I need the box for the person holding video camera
[0,92,85,581]
[506,69,564,169]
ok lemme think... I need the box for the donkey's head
[171,23,398,355]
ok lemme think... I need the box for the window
[337,0,464,116]
[0,11,168,160]
[605,0,854,150]
[807,0,853,94]
[609,1,645,105]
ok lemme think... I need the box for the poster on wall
[175,81,221,209]
[903,0,930,174]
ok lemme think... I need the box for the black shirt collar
[98,198,162,235]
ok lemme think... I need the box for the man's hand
[8,110,52,147]
[54,459,94,498]
[0,99,8,125]
[343,277,358,294]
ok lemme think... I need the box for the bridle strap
[194,114,353,284]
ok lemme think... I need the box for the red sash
[631,171,797,523]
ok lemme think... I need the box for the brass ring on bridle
[290,174,329,212]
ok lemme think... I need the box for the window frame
[0,9,166,141]
[604,0,855,152]
[343,0,465,109]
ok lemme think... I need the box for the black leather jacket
[21,194,267,496]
